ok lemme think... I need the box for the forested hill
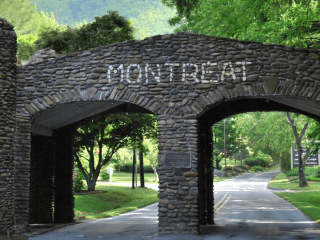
[30,0,176,39]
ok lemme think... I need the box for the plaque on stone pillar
[165,152,191,168]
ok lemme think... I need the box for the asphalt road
[29,171,320,240]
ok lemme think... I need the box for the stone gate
[1,17,320,236]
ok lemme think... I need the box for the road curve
[29,172,320,240]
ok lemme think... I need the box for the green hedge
[120,163,156,173]
[244,157,270,168]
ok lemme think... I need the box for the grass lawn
[269,172,320,223]
[74,183,158,220]
[99,171,158,184]
[268,173,320,191]
[275,192,320,223]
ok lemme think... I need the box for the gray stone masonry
[1,17,320,236]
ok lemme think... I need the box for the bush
[250,166,263,172]
[231,171,238,176]
[286,167,299,177]
[100,169,110,181]
[244,157,270,168]
[74,169,85,191]
[120,163,156,173]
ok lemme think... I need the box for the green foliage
[99,169,110,181]
[250,166,264,172]
[287,166,320,179]
[169,0,320,49]
[286,167,299,177]
[74,169,86,191]
[75,113,157,191]
[244,157,270,168]
[34,10,134,55]
[212,118,247,162]
[31,0,175,39]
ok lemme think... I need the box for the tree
[236,112,293,171]
[165,0,320,49]
[32,10,134,55]
[145,143,159,181]
[286,113,309,187]
[212,117,247,171]
[74,113,157,191]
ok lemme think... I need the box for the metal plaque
[165,152,191,168]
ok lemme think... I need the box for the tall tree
[74,113,157,191]
[212,117,247,171]
[286,113,309,187]
[236,112,293,171]
[32,10,134,55]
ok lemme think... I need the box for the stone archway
[2,17,320,236]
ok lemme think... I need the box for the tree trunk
[86,171,100,191]
[139,151,145,187]
[152,164,158,181]
[298,146,308,187]
[286,113,309,188]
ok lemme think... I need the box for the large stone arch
[2,16,320,236]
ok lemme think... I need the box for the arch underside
[31,100,152,136]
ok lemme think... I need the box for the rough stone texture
[0,17,17,236]
[2,18,320,236]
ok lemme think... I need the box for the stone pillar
[157,114,199,235]
[204,124,214,224]
[197,125,207,225]
[29,135,54,223]
[197,121,214,225]
[0,18,17,236]
[53,124,75,223]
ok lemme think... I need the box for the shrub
[231,171,238,176]
[120,163,156,173]
[244,157,270,168]
[74,169,85,191]
[286,167,299,177]
[250,166,263,172]
[100,169,110,181]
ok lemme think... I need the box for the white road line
[214,193,232,213]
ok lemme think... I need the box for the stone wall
[0,17,17,236]
[1,17,320,236]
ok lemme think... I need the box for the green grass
[269,173,320,191]
[74,183,158,220]
[269,172,320,224]
[99,171,158,184]
[275,192,320,223]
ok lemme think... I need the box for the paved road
[29,172,320,240]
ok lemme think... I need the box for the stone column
[197,121,214,225]
[29,135,54,223]
[157,114,199,235]
[197,125,207,225]
[204,124,214,224]
[53,124,75,223]
[0,18,17,236]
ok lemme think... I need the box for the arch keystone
[87,87,98,100]
[264,76,279,94]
